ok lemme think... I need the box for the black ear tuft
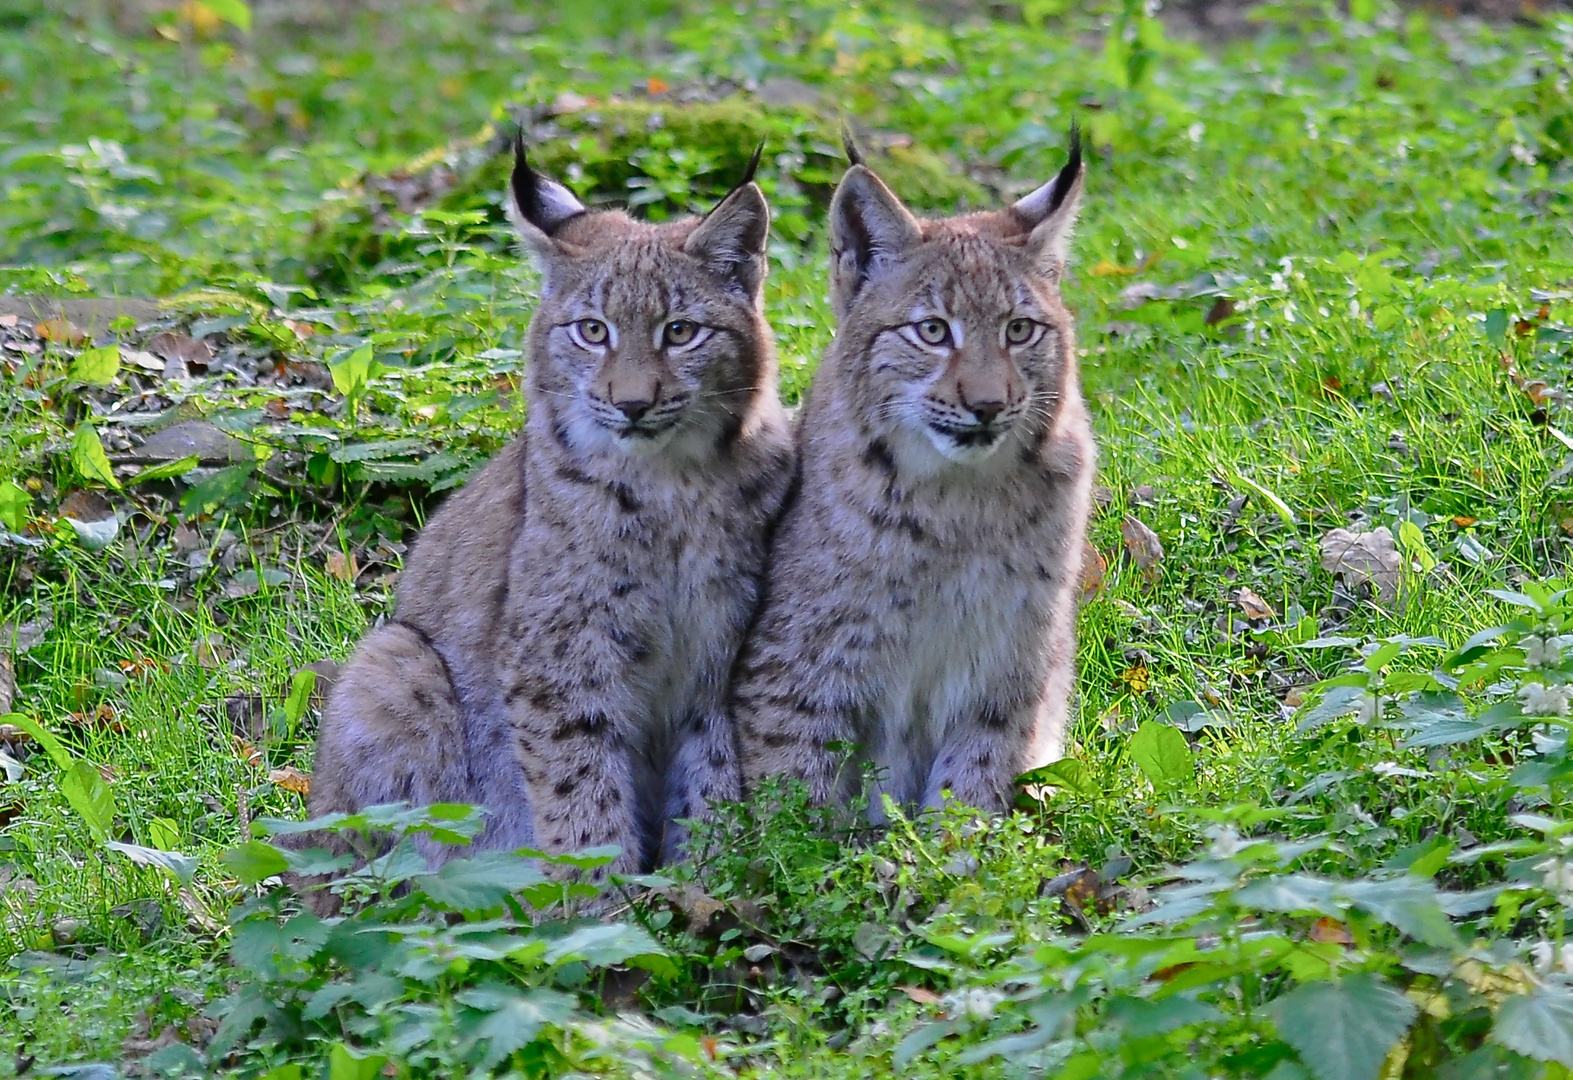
[510,126,587,236]
[840,123,864,167]
[1042,121,1082,218]
[738,141,764,187]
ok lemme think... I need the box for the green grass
[2,0,1573,1075]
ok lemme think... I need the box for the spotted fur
[308,142,795,876]
[733,131,1094,818]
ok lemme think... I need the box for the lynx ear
[1011,124,1084,274]
[685,148,770,300]
[829,164,922,317]
[508,131,586,288]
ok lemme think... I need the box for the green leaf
[107,840,197,886]
[1268,974,1418,1080]
[1397,520,1437,572]
[0,480,32,531]
[1105,993,1224,1037]
[147,817,181,851]
[327,1042,386,1080]
[1128,720,1194,789]
[180,462,253,516]
[1492,986,1573,1068]
[541,923,671,973]
[330,344,377,397]
[130,455,200,484]
[282,669,317,726]
[230,913,330,979]
[1340,877,1459,948]
[414,851,550,913]
[1483,308,1508,344]
[1018,758,1098,794]
[71,424,121,490]
[69,345,120,385]
[62,758,116,841]
[220,840,291,886]
[2,712,72,771]
[892,1021,957,1071]
[455,984,578,1069]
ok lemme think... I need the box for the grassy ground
[3,1,1573,1076]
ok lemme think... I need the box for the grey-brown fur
[732,131,1094,818]
[308,143,795,875]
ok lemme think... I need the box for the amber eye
[915,318,951,346]
[664,320,698,347]
[576,318,609,345]
[1006,318,1038,345]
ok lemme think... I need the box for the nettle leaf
[414,851,550,912]
[1268,974,1417,1080]
[455,984,578,1069]
[327,1043,386,1080]
[1234,874,1339,917]
[542,923,674,976]
[107,840,197,886]
[69,344,120,385]
[1129,720,1194,789]
[1019,758,1098,794]
[329,344,379,397]
[1339,877,1459,948]
[0,479,29,531]
[1492,985,1573,1068]
[1297,685,1366,733]
[1105,993,1224,1038]
[231,913,331,979]
[221,839,291,885]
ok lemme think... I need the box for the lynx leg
[308,623,531,864]
[923,701,1039,814]
[733,671,858,804]
[661,710,742,863]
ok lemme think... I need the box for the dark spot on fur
[977,702,1015,730]
[598,789,622,809]
[861,437,897,477]
[611,579,637,597]
[610,482,641,513]
[761,731,794,749]
[552,711,611,740]
[553,779,577,796]
[413,687,435,710]
[555,462,598,487]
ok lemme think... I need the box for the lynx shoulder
[733,129,1094,817]
[308,139,795,876]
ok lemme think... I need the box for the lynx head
[828,128,1084,467]
[510,136,774,456]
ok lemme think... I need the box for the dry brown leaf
[1309,917,1353,945]
[1452,515,1477,527]
[146,331,213,370]
[898,985,943,1005]
[325,550,359,583]
[267,766,311,796]
[1120,516,1164,582]
[1236,586,1275,620]
[1079,541,1106,602]
[1119,664,1150,694]
[0,723,30,745]
[234,737,263,770]
[34,318,85,345]
[1318,525,1402,604]
[0,801,23,828]
[0,313,18,328]
[0,652,13,716]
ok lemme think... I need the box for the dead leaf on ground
[0,314,18,328]
[67,703,125,734]
[267,766,311,796]
[1120,516,1164,582]
[899,985,943,1006]
[326,550,359,583]
[234,737,263,770]
[0,653,13,715]
[34,318,86,345]
[196,633,231,668]
[1309,917,1353,945]
[0,801,23,828]
[1235,586,1275,620]
[146,331,213,371]
[1079,541,1106,602]
[1319,525,1402,604]
[122,349,163,373]
[1204,296,1237,325]
[57,489,115,524]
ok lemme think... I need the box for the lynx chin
[306,138,795,878]
[732,128,1095,818]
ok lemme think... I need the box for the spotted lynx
[308,139,795,874]
[732,130,1094,817]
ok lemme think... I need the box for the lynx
[732,130,1094,818]
[307,138,795,875]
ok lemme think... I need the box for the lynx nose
[614,397,655,424]
[966,399,1005,426]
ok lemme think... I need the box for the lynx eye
[1006,318,1040,345]
[575,318,609,345]
[915,318,952,346]
[663,320,699,347]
